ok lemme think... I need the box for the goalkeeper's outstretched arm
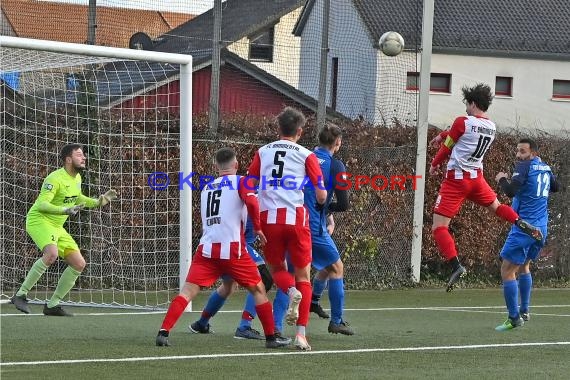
[38,189,117,215]
[77,189,118,208]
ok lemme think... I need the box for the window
[331,57,339,110]
[553,79,570,99]
[430,73,451,93]
[495,76,513,96]
[249,27,274,62]
[406,72,451,93]
[406,72,419,91]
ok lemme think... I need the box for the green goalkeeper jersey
[26,168,99,227]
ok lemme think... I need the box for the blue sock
[198,290,226,327]
[312,278,328,303]
[328,278,345,324]
[502,279,519,319]
[518,272,533,313]
[238,293,257,330]
[273,289,288,332]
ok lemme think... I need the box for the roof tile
[1,0,193,47]
[351,0,570,56]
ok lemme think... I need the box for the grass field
[1,288,570,379]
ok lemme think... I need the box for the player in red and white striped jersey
[429,83,543,292]
[156,148,290,349]
[248,107,327,351]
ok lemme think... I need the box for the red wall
[118,64,307,116]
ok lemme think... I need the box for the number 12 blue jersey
[511,157,555,227]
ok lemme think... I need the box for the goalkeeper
[11,144,117,316]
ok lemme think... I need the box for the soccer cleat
[495,316,524,331]
[294,334,311,351]
[521,312,530,322]
[446,265,467,292]
[189,321,214,334]
[285,288,302,326]
[234,327,264,340]
[265,335,291,349]
[43,304,73,316]
[11,295,31,314]
[274,330,290,341]
[310,302,330,319]
[156,330,170,346]
[515,219,543,242]
[328,320,354,335]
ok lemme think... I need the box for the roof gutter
[433,46,570,62]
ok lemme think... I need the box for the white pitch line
[344,305,570,311]
[0,311,166,317]
[431,309,570,317]
[2,341,569,367]
[2,305,570,317]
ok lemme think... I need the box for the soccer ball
[379,31,405,57]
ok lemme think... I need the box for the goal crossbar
[0,36,192,65]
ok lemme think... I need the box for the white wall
[297,1,321,101]
[375,51,418,127]
[421,54,570,135]
[228,7,302,88]
[298,0,377,120]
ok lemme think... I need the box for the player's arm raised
[77,189,118,208]
[238,176,266,246]
[429,129,450,148]
[496,160,529,198]
[305,153,327,205]
[430,117,467,175]
[246,151,261,187]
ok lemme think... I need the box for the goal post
[0,36,192,309]
[411,0,435,283]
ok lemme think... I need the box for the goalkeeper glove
[62,204,84,216]
[98,189,118,207]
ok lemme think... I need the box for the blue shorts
[311,233,340,271]
[500,225,547,265]
[246,244,265,266]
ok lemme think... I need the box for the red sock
[160,295,189,331]
[241,311,254,321]
[433,226,458,261]
[255,301,275,336]
[495,204,519,224]
[272,270,295,294]
[295,281,312,327]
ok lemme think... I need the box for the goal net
[1,39,192,309]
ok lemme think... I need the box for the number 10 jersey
[447,115,496,179]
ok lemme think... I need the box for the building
[95,0,343,119]
[293,0,570,134]
[1,0,193,48]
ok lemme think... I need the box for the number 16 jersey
[198,175,248,259]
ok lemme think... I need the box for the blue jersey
[244,217,256,246]
[304,147,347,235]
[511,157,555,226]
[243,216,265,265]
